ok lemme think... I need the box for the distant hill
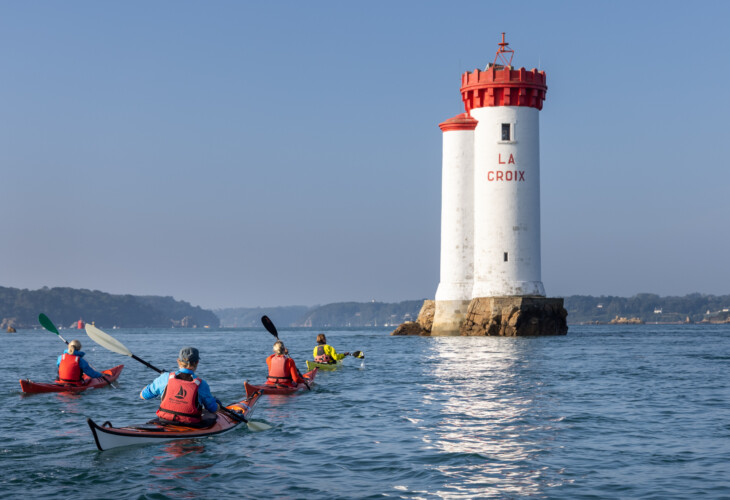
[564,293,730,324]
[5,287,728,330]
[294,300,423,327]
[0,286,219,329]
[215,306,313,328]
[217,295,730,328]
[216,300,424,328]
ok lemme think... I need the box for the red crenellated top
[439,113,478,132]
[460,65,547,112]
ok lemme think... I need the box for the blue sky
[2,1,729,309]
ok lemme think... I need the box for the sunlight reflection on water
[418,337,566,498]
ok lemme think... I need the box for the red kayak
[244,368,317,396]
[19,365,124,394]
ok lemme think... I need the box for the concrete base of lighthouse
[431,299,472,336]
[392,296,568,336]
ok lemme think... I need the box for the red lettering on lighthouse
[498,153,516,164]
[487,170,526,182]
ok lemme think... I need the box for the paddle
[85,324,165,373]
[351,351,365,359]
[86,324,270,431]
[260,315,310,390]
[38,313,117,388]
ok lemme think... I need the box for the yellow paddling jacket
[312,344,347,364]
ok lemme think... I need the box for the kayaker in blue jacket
[56,340,104,384]
[140,347,219,427]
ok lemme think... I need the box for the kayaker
[266,341,306,387]
[56,339,104,385]
[312,334,349,365]
[139,347,220,428]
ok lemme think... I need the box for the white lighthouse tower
[430,34,566,336]
[433,113,478,333]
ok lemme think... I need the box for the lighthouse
[430,34,567,336]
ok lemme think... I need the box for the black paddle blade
[261,316,279,339]
[352,351,364,359]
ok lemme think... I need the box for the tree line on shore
[564,293,730,324]
[218,294,730,327]
[0,286,219,330]
[4,286,729,330]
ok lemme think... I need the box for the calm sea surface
[2,324,729,499]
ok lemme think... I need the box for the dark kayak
[19,365,124,394]
[87,389,263,451]
[244,368,317,396]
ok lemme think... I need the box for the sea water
[1,324,729,499]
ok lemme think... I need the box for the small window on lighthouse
[501,123,511,141]
[504,252,509,262]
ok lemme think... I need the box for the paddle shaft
[85,324,166,374]
[132,354,164,374]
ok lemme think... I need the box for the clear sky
[2,1,729,309]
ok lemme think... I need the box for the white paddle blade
[247,421,272,432]
[85,324,133,357]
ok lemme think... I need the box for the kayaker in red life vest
[56,340,104,385]
[139,347,220,427]
[266,341,305,387]
[312,334,349,364]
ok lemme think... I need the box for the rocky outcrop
[390,301,434,336]
[416,300,434,332]
[608,316,644,324]
[390,321,429,336]
[460,297,568,336]
[392,297,568,336]
[1,318,17,331]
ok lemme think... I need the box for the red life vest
[57,353,83,384]
[156,373,203,424]
[314,345,335,364]
[267,355,293,384]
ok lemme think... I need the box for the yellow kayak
[306,360,342,371]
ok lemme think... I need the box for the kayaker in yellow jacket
[312,334,349,364]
